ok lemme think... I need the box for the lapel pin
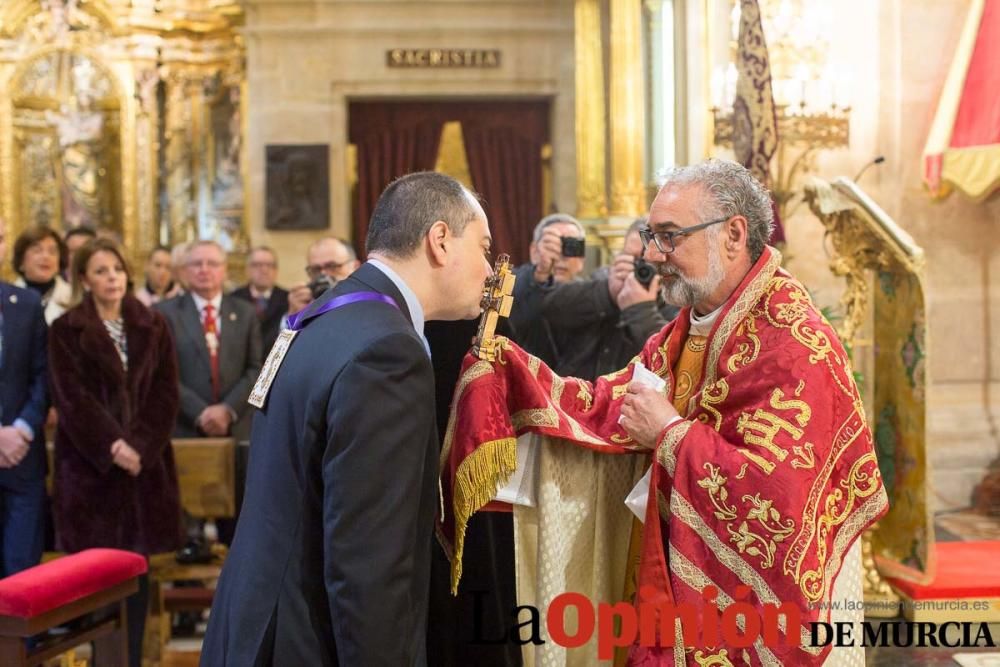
[9,294,17,304]
[229,312,237,321]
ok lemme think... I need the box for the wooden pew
[146,438,235,665]
[0,549,147,667]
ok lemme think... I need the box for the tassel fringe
[449,437,518,593]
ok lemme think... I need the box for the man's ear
[725,216,749,257]
[427,220,450,266]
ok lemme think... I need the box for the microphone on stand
[854,155,885,183]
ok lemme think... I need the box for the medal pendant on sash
[248,329,299,409]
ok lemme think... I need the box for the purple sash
[287,291,399,331]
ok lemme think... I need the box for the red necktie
[203,303,221,402]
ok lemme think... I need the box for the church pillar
[574,0,607,220]
[608,0,647,218]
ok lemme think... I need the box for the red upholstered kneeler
[0,548,147,667]
[886,541,1000,622]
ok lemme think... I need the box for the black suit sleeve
[619,301,676,349]
[504,263,554,341]
[18,299,49,436]
[221,314,263,418]
[322,332,435,666]
[154,302,209,428]
[538,273,617,329]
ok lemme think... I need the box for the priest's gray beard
[658,237,725,308]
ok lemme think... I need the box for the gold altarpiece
[0,0,245,269]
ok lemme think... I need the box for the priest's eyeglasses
[638,218,729,254]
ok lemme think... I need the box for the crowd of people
[0,196,661,661]
[0,159,883,667]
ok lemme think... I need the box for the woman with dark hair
[134,245,181,306]
[48,237,182,667]
[12,226,72,324]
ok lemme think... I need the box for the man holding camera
[505,214,587,368]
[522,218,678,380]
[286,236,362,318]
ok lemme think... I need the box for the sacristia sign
[386,48,501,69]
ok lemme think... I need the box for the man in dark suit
[156,240,262,442]
[0,218,49,577]
[231,246,289,352]
[201,172,494,666]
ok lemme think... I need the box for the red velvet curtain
[462,102,548,266]
[349,100,549,263]
[350,103,445,258]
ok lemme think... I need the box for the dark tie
[255,295,268,318]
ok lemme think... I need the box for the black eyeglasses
[305,260,348,279]
[638,217,729,254]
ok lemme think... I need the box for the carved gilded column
[133,62,162,251]
[574,0,607,219]
[608,0,647,217]
[163,68,197,245]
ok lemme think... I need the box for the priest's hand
[620,381,679,450]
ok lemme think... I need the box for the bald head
[306,237,359,282]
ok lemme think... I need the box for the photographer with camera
[505,214,588,368]
[528,217,678,380]
[285,237,362,321]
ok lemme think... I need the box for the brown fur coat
[48,293,183,554]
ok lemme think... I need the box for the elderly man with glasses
[285,236,362,320]
[440,159,886,666]
[155,240,263,442]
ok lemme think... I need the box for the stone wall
[243,0,576,286]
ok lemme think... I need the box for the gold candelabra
[711,103,850,223]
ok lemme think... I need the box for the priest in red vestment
[439,159,888,666]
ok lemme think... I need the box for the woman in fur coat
[49,237,182,667]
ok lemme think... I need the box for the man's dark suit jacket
[155,293,262,441]
[231,284,289,353]
[0,282,48,487]
[200,263,438,667]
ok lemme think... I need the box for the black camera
[561,236,586,258]
[308,274,337,300]
[634,258,657,288]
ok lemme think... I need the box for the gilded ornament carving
[0,0,244,267]
[803,178,924,346]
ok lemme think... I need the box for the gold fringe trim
[449,436,518,594]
